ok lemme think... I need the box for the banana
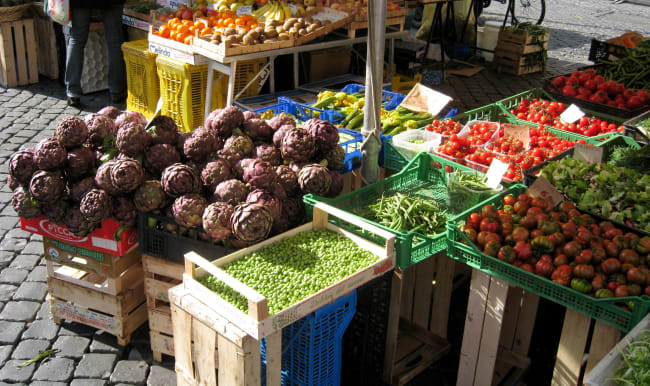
[254,3,272,18]
[283,3,292,19]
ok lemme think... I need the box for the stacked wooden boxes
[493,27,550,75]
[0,17,38,87]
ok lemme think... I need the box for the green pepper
[531,236,554,254]
[571,278,592,294]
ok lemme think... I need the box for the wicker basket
[0,3,33,23]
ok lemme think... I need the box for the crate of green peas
[181,202,396,340]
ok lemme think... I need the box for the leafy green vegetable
[607,144,650,174]
[610,330,650,385]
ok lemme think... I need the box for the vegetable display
[199,229,378,314]
[459,192,650,299]
[447,172,500,213]
[540,157,650,232]
[600,41,650,91]
[607,143,650,174]
[611,330,650,385]
[365,193,449,237]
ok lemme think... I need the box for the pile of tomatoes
[509,97,625,137]
[436,134,475,162]
[460,193,650,298]
[550,68,650,111]
[465,121,499,146]
[424,119,463,136]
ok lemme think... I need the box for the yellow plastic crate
[212,58,267,108]
[122,40,159,119]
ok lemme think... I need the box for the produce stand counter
[190,30,411,116]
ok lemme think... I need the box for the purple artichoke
[115,111,147,128]
[298,164,332,195]
[303,119,339,153]
[172,194,208,228]
[243,111,260,121]
[80,189,112,222]
[213,179,249,205]
[242,118,272,141]
[7,175,19,191]
[68,177,96,202]
[134,180,169,212]
[176,131,191,155]
[43,199,68,225]
[33,138,67,171]
[116,122,150,156]
[321,145,345,171]
[273,124,294,148]
[55,117,88,149]
[282,197,305,227]
[223,135,254,158]
[268,180,287,200]
[281,128,316,162]
[183,126,219,162]
[12,186,41,219]
[9,149,36,186]
[144,144,181,175]
[112,196,136,226]
[95,160,121,196]
[161,163,201,197]
[84,113,115,147]
[327,170,344,197]
[206,106,244,137]
[275,165,300,197]
[242,159,276,189]
[29,171,65,204]
[254,144,283,166]
[268,115,296,131]
[110,158,144,194]
[216,149,242,169]
[64,205,97,237]
[289,161,309,172]
[97,106,121,120]
[230,203,273,243]
[148,116,178,145]
[202,201,234,242]
[65,147,95,180]
[233,158,255,179]
[246,189,282,220]
[201,159,231,191]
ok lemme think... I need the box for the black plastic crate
[623,110,650,144]
[341,271,393,386]
[137,211,234,264]
[588,38,627,63]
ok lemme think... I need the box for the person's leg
[102,4,127,102]
[65,7,91,105]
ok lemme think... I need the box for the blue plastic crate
[261,290,357,386]
[251,97,326,122]
[235,89,320,111]
[340,83,405,111]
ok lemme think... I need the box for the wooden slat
[0,23,17,87]
[265,330,282,386]
[171,296,194,384]
[33,15,58,79]
[411,257,435,329]
[193,319,217,386]
[584,321,622,376]
[143,255,185,280]
[400,266,415,320]
[23,19,38,84]
[429,254,454,339]
[384,270,403,384]
[145,277,179,303]
[474,276,509,386]
[512,291,539,356]
[13,21,27,86]
[552,309,591,386]
[149,306,173,335]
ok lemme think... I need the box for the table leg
[269,55,275,93]
[226,61,237,107]
[205,61,216,122]
[293,52,299,88]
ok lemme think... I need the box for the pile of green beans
[602,41,650,90]
[199,229,378,315]
[367,193,448,237]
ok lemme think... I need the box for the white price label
[485,159,509,189]
[560,104,585,124]
[236,5,252,15]
[503,123,530,149]
[399,83,452,116]
[289,3,299,15]
[528,177,563,208]
[573,143,603,164]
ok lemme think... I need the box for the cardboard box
[21,216,137,256]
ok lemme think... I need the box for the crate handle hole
[405,354,423,368]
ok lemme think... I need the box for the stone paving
[0,0,648,384]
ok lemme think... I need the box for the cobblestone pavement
[0,0,648,384]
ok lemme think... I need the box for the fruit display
[548,68,650,112]
[457,191,650,299]
[253,1,304,21]
[539,157,650,233]
[508,97,626,137]
[328,0,402,18]
[199,229,378,314]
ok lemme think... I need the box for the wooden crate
[30,5,59,80]
[0,18,38,87]
[143,254,184,361]
[493,49,545,76]
[497,27,550,55]
[47,266,147,346]
[346,16,405,39]
[46,260,144,296]
[383,252,457,385]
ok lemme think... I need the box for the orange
[169,17,180,25]
[184,35,193,45]
[182,19,193,26]
[200,27,212,37]
[176,24,190,34]
[158,26,171,38]
[227,22,236,28]
[195,21,206,29]
[246,21,258,29]
[235,18,246,26]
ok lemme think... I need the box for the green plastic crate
[304,151,482,269]
[446,184,650,333]
[496,88,623,143]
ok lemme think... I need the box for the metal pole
[361,0,387,185]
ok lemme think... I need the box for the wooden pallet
[346,16,405,39]
[143,254,184,361]
[383,252,457,385]
[493,49,545,75]
[48,271,147,346]
[0,19,38,87]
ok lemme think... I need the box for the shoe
[111,94,127,104]
[67,96,81,107]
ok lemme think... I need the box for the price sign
[485,159,509,189]
[528,177,563,208]
[289,3,299,15]
[399,83,452,116]
[560,104,585,124]
[503,123,530,148]
[236,5,252,15]
[573,143,603,164]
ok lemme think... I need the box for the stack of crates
[122,40,159,119]
[155,55,267,132]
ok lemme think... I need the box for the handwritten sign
[157,0,190,9]
[503,123,530,148]
[399,83,452,116]
[573,143,603,164]
[528,177,563,208]
[236,5,252,16]
[485,159,509,189]
[560,104,585,124]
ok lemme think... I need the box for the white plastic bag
[45,0,70,25]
